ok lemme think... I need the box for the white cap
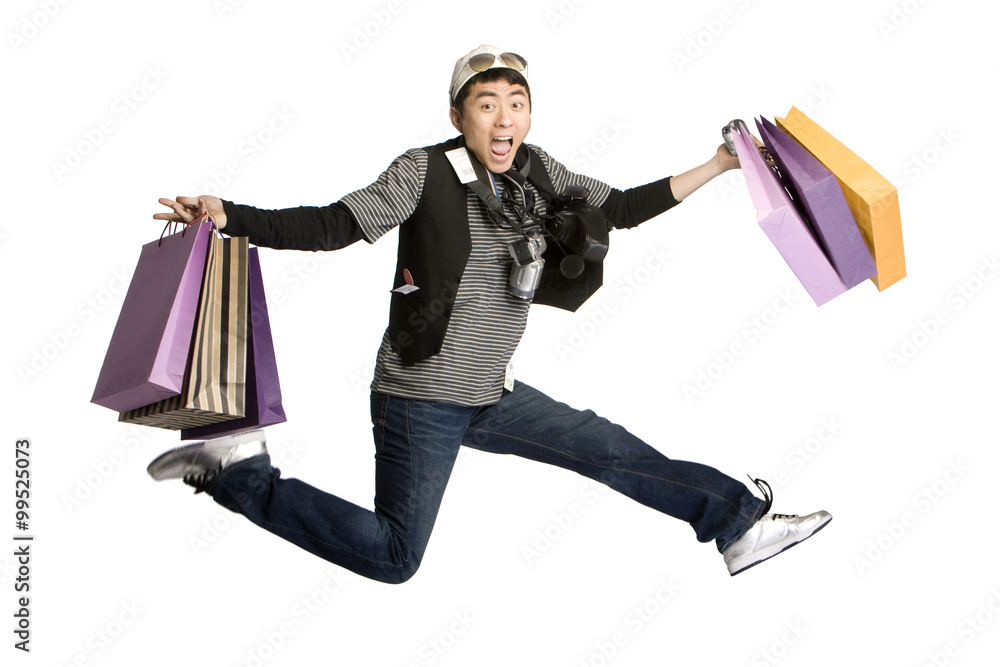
[450,44,529,104]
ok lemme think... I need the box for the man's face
[450,79,531,173]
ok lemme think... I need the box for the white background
[3,0,998,665]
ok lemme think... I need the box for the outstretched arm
[153,195,364,251]
[601,138,759,229]
[153,150,423,250]
[668,143,741,202]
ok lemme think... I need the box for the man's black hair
[451,68,531,116]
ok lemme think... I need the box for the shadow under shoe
[147,430,267,494]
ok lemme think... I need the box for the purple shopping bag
[181,248,285,440]
[119,234,250,429]
[92,220,212,412]
[732,122,847,306]
[756,117,877,289]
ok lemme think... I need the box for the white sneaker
[724,511,832,575]
[723,476,832,575]
[147,430,267,494]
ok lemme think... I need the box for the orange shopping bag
[775,106,906,291]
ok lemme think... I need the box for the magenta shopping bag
[756,117,877,289]
[181,248,285,440]
[92,220,212,412]
[732,121,847,306]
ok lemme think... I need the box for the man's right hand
[154,195,227,230]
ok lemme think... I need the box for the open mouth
[490,136,513,159]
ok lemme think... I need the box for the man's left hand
[714,143,741,172]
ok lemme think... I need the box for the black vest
[386,136,604,366]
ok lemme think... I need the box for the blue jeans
[208,383,765,584]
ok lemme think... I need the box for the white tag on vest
[504,361,515,392]
[445,148,477,184]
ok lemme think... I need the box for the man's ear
[449,107,463,133]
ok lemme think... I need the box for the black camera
[544,186,609,279]
[504,185,609,301]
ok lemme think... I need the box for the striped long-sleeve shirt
[222,141,679,406]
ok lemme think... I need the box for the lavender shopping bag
[119,234,250,429]
[181,248,286,440]
[91,220,212,412]
[756,117,877,289]
[732,122,847,306]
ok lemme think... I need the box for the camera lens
[560,255,585,279]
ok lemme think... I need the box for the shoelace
[748,476,774,516]
[183,466,221,495]
[747,476,799,520]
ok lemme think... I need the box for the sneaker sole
[729,515,832,576]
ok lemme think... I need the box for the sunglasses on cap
[467,51,527,73]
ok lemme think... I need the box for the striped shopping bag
[119,233,249,429]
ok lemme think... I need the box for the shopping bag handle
[158,212,218,247]
[732,123,785,211]
[729,119,775,164]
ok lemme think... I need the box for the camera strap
[446,144,499,208]
[500,170,537,223]
[454,143,553,238]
